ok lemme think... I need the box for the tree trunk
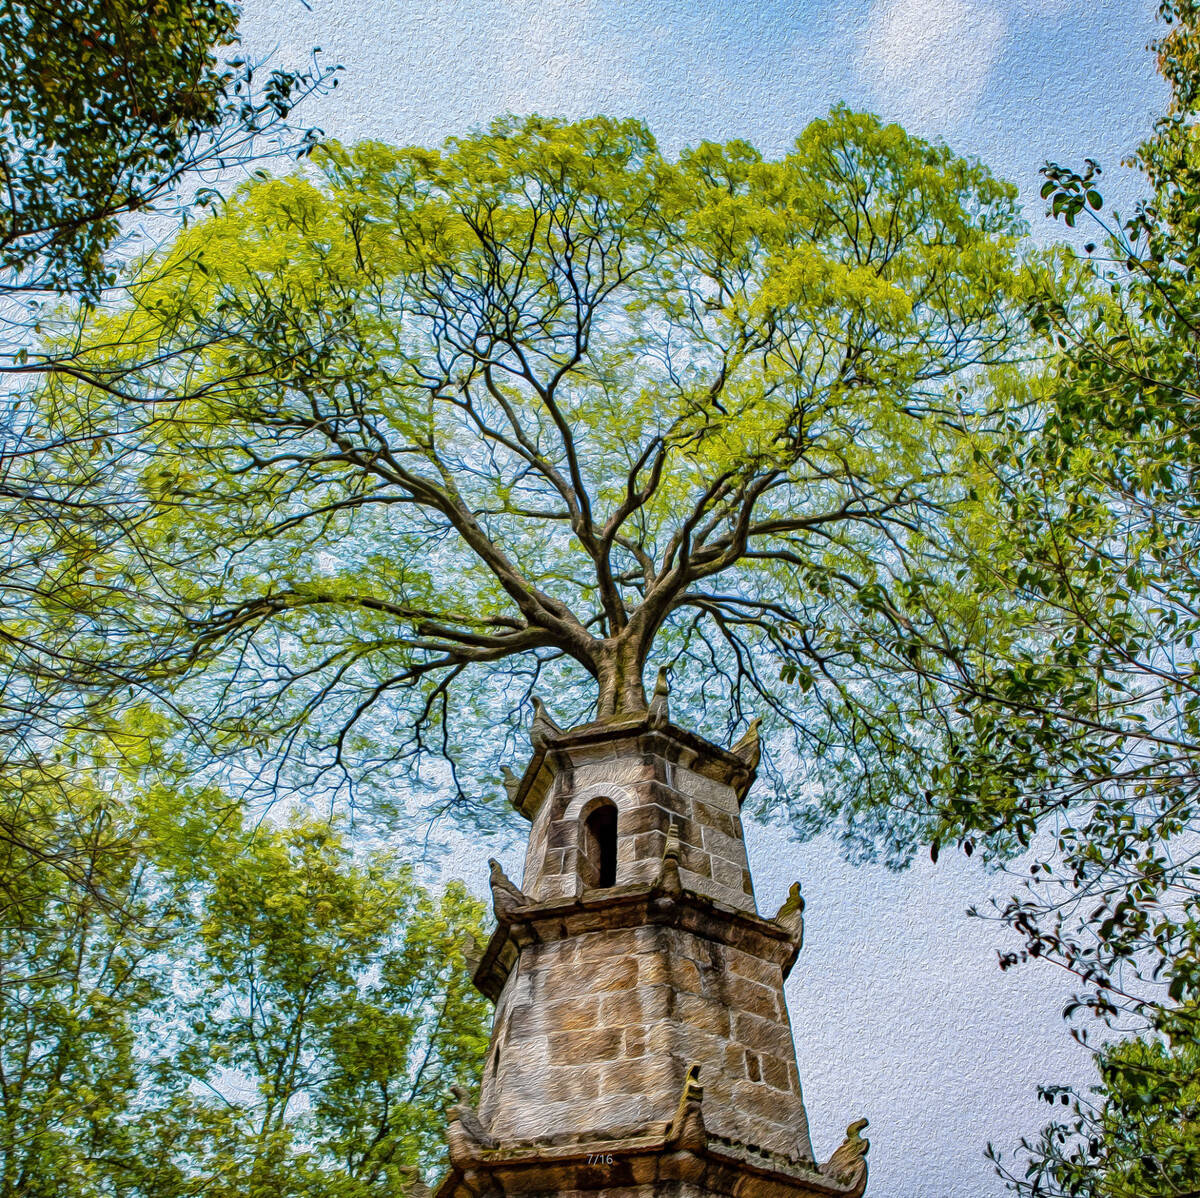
[594,637,648,720]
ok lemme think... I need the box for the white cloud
[855,0,1008,132]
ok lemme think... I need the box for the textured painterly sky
[236,3,1167,1194]
[240,0,1166,221]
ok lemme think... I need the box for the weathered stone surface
[478,891,812,1156]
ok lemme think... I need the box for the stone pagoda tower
[435,696,870,1198]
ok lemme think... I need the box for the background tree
[0,761,488,1197]
[35,108,1038,822]
[184,819,488,1197]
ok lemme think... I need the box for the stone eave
[473,882,801,1003]
[433,1125,867,1198]
[508,715,757,822]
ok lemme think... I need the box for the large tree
[35,108,1038,819]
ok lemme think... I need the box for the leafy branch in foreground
[891,3,1200,1193]
[991,1031,1200,1198]
[0,0,338,297]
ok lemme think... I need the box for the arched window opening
[583,803,618,889]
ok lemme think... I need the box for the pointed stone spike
[667,1063,706,1151]
[446,1085,497,1155]
[773,881,805,951]
[647,665,670,728]
[459,928,486,973]
[730,716,762,771]
[488,857,529,922]
[530,695,562,751]
[500,764,521,805]
[444,1107,475,1166]
[655,817,683,898]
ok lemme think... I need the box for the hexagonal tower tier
[435,712,869,1198]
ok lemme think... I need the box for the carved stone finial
[821,1118,869,1191]
[773,881,805,952]
[445,1084,496,1164]
[500,764,521,805]
[530,695,562,751]
[647,665,670,729]
[488,858,529,922]
[667,1063,706,1151]
[654,817,683,898]
[663,817,681,861]
[730,716,762,771]
[459,928,486,973]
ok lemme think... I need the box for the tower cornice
[507,714,757,822]
[473,880,802,1003]
[435,1124,869,1198]
[436,1065,869,1198]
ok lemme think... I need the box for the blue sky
[242,0,1167,227]
[235,3,1171,1194]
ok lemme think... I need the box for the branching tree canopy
[15,11,1200,1192]
[39,108,1040,822]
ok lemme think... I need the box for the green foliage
[187,820,489,1194]
[0,761,489,1197]
[0,770,174,1197]
[32,109,1041,822]
[0,0,335,294]
[993,1029,1200,1197]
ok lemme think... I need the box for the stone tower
[434,706,869,1198]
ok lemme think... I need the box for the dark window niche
[583,803,618,889]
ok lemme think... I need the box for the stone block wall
[477,917,814,1161]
